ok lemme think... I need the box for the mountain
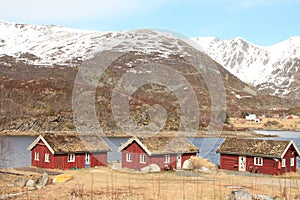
[0,20,111,66]
[193,36,300,105]
[1,19,298,105]
[0,21,293,132]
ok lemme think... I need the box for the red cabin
[217,138,300,175]
[27,133,111,169]
[118,136,199,170]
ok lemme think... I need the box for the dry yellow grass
[1,167,300,199]
[189,156,217,169]
[230,117,300,131]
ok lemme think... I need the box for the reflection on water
[254,130,300,138]
[0,136,35,168]
[2,131,300,168]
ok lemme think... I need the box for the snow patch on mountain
[1,20,299,99]
[0,21,111,65]
[193,36,300,98]
[0,21,190,66]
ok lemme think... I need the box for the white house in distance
[245,114,257,121]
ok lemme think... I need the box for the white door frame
[85,153,90,167]
[238,156,246,171]
[176,154,182,169]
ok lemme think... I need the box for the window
[34,152,40,161]
[45,153,50,162]
[254,157,263,166]
[68,153,75,162]
[164,155,170,163]
[290,158,294,167]
[126,153,132,162]
[140,155,146,164]
[281,158,286,167]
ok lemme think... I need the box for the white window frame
[140,155,146,164]
[45,153,50,162]
[68,153,75,162]
[281,158,286,167]
[126,153,132,162]
[164,155,170,163]
[254,157,263,166]
[290,158,294,167]
[34,152,40,161]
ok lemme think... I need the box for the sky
[1,0,300,46]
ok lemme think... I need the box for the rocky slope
[1,20,299,102]
[0,21,294,132]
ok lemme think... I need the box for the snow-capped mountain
[0,21,188,66]
[193,36,300,100]
[0,20,110,66]
[0,20,299,102]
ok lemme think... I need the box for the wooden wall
[220,145,298,176]
[31,139,108,169]
[121,141,196,170]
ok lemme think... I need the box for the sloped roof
[28,133,111,154]
[217,138,300,159]
[118,136,199,156]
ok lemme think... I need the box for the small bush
[64,122,76,130]
[43,106,55,116]
[263,120,280,127]
[189,156,217,169]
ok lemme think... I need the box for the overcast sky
[1,0,299,45]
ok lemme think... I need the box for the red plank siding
[31,139,108,169]
[121,142,149,170]
[31,140,54,169]
[91,153,108,167]
[220,143,298,176]
[246,156,279,175]
[280,146,297,174]
[121,141,196,170]
[219,154,239,171]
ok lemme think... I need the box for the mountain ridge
[1,20,299,103]
[193,35,300,104]
[1,21,293,132]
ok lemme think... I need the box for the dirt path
[15,167,62,176]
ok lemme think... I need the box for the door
[176,154,182,169]
[85,153,90,168]
[238,156,246,171]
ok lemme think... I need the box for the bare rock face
[229,190,274,200]
[182,159,194,170]
[230,190,252,200]
[36,173,49,189]
[141,164,161,173]
[15,176,26,187]
[0,24,295,133]
[25,179,36,189]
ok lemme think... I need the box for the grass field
[229,117,300,131]
[1,167,300,199]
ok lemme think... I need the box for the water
[1,131,300,168]
[0,136,36,168]
[254,130,300,138]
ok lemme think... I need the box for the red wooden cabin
[118,136,199,170]
[217,138,300,175]
[27,133,111,169]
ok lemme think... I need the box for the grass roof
[217,138,293,158]
[42,133,111,154]
[119,136,199,155]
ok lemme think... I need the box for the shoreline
[0,130,280,138]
